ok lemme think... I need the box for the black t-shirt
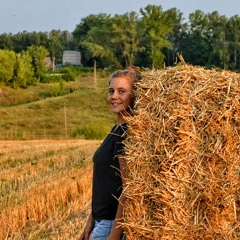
[92,123,128,220]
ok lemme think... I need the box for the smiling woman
[80,68,142,240]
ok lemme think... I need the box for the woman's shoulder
[111,123,128,137]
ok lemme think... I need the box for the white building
[62,51,81,66]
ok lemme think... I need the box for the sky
[1,0,240,34]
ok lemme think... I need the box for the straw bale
[123,63,240,240]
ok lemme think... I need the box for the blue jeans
[92,220,126,240]
[92,220,115,240]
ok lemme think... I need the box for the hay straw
[123,64,240,239]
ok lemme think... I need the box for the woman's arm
[108,156,127,240]
[80,213,95,240]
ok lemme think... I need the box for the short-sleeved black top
[92,123,128,221]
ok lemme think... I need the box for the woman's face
[108,77,134,115]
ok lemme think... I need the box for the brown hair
[110,66,142,84]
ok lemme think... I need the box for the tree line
[0,4,240,87]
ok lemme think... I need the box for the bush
[60,67,78,81]
[71,124,109,140]
[41,74,64,83]
[51,80,67,97]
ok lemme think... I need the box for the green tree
[38,31,49,49]
[163,8,187,66]
[0,33,14,50]
[111,12,145,67]
[183,10,211,66]
[140,5,174,68]
[80,14,120,68]
[12,31,49,53]
[0,50,16,85]
[226,15,240,70]
[27,46,49,81]
[60,30,78,51]
[13,31,37,52]
[73,14,112,67]
[48,30,64,64]
[12,32,25,52]
[207,12,229,69]
[13,52,35,88]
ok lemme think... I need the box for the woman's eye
[119,90,125,94]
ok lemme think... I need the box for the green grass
[0,75,116,140]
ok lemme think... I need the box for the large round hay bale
[123,64,240,240]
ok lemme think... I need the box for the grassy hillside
[0,76,116,140]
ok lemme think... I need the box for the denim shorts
[92,220,126,240]
[92,220,115,240]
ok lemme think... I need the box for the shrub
[71,124,109,140]
[60,67,78,81]
[51,80,67,97]
[41,74,64,83]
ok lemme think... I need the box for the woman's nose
[111,91,119,99]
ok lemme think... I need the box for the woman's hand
[79,214,94,240]
[107,229,123,240]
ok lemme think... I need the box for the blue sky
[1,0,240,34]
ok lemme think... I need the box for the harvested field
[0,140,100,240]
[123,63,240,239]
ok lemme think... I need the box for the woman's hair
[110,66,142,84]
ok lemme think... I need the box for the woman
[80,68,142,240]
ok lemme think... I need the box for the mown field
[0,139,100,240]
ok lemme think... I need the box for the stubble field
[0,139,100,240]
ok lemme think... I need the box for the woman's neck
[117,114,126,127]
